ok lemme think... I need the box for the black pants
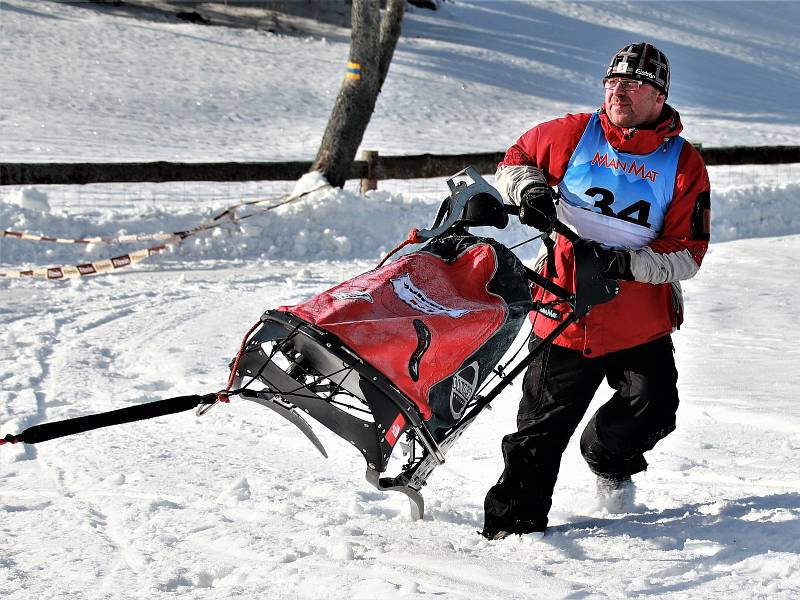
[483,334,679,533]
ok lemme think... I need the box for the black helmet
[605,43,670,96]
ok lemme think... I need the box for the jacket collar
[598,104,683,154]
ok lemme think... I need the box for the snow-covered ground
[1,1,799,598]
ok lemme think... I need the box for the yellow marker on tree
[346,62,361,80]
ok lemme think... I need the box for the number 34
[585,187,652,228]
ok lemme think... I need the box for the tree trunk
[377,0,405,89]
[311,0,406,188]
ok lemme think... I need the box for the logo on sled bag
[450,361,479,419]
[331,290,374,303]
[391,273,472,318]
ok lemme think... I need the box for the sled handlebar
[502,204,580,243]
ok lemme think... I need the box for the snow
[1,1,799,598]
[4,187,51,213]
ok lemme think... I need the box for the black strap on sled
[1,393,217,446]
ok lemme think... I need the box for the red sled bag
[281,233,533,433]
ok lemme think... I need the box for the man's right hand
[519,186,557,231]
[572,239,634,281]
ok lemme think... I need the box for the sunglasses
[603,78,644,92]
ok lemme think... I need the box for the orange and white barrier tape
[3,241,179,280]
[1,181,330,280]
[1,230,178,245]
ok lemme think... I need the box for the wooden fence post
[360,150,378,195]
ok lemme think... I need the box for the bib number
[585,187,652,228]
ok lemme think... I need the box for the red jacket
[496,106,710,356]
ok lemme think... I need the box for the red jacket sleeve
[498,113,591,184]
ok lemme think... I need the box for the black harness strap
[1,393,217,446]
[523,265,574,301]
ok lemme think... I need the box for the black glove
[518,186,557,231]
[576,240,634,281]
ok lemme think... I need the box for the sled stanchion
[412,422,445,465]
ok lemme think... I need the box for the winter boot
[479,514,547,541]
[480,520,546,541]
[595,474,635,513]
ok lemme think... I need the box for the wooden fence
[1,146,799,188]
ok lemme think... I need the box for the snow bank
[0,185,437,269]
[712,182,800,242]
[2,182,798,272]
[5,187,51,212]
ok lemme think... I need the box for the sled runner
[225,167,619,519]
[2,167,619,521]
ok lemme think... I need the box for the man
[481,43,711,539]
